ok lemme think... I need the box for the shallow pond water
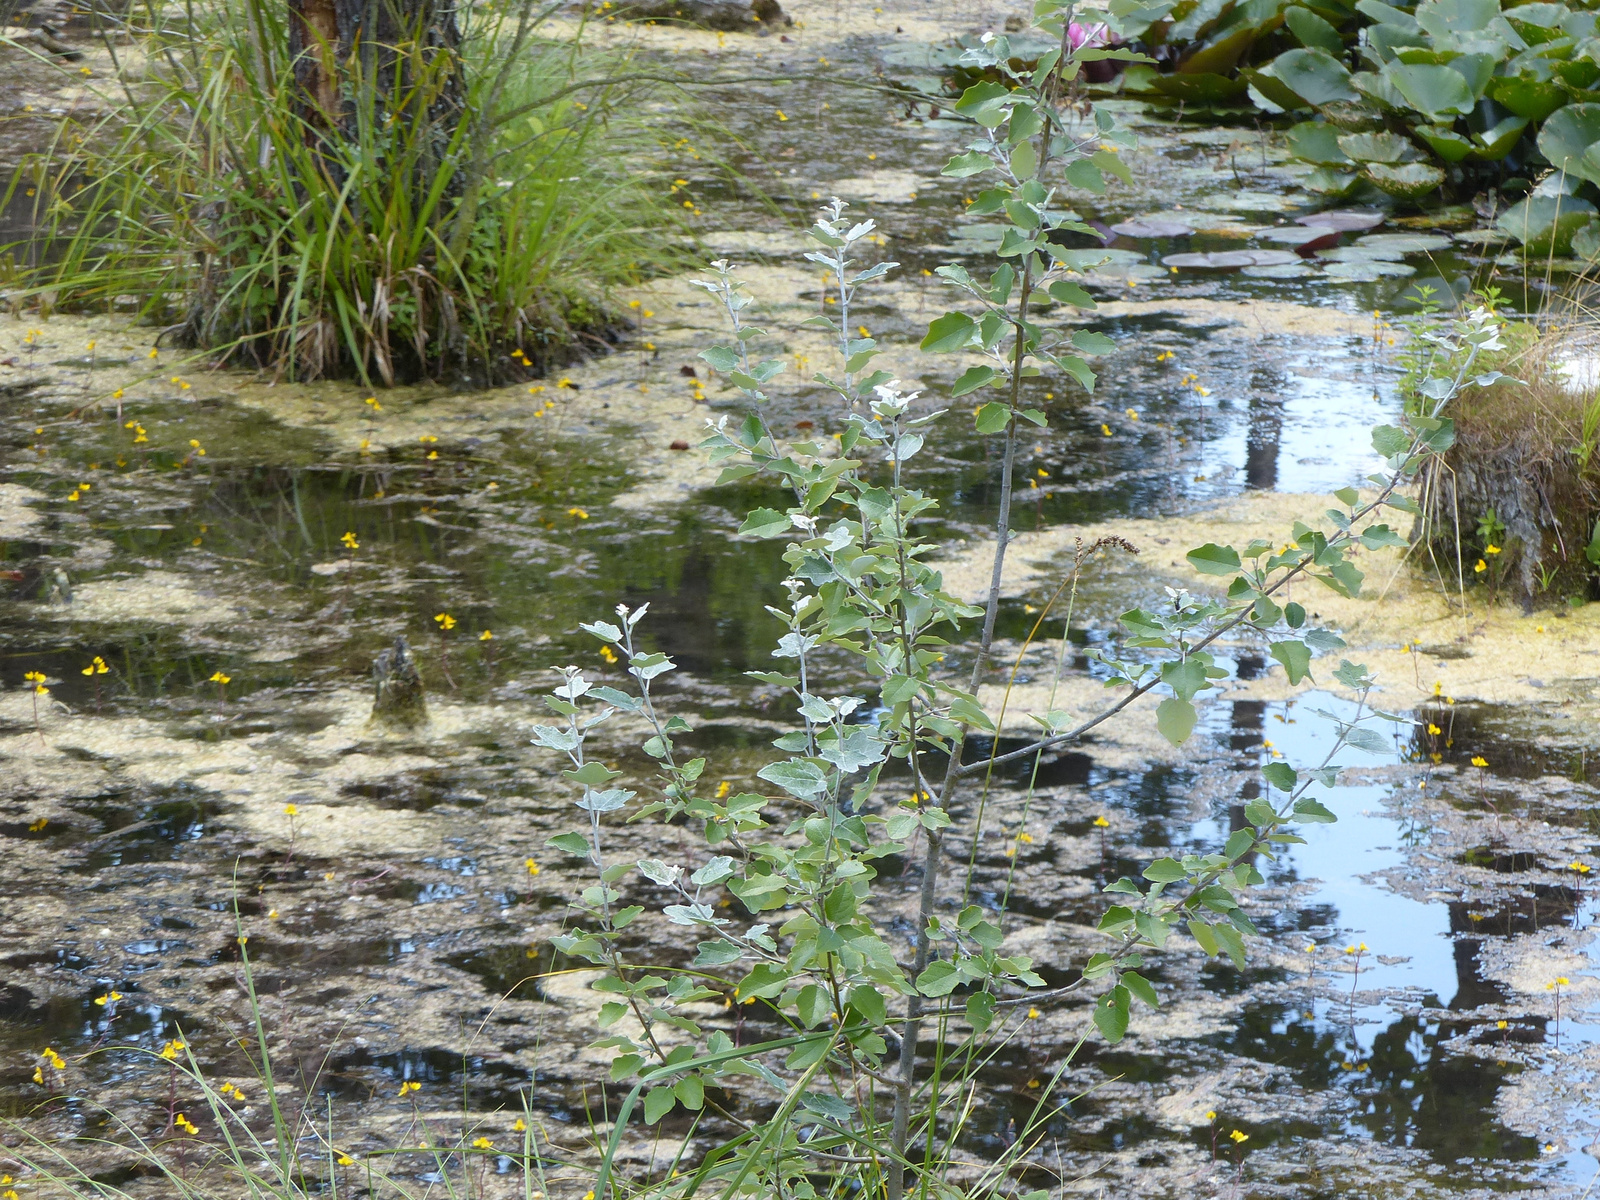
[1,1,1598,1196]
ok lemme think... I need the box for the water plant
[1,0,685,386]
[521,8,1512,1195]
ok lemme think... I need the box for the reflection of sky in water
[1199,368,1396,498]
[1178,691,1594,1185]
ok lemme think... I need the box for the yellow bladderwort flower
[283,803,298,816]
[1026,1007,1040,1019]
[1230,1129,1249,1144]
[1100,423,1112,436]
[337,1155,354,1166]
[524,858,541,877]
[1093,816,1109,828]
[209,671,231,685]
[1485,544,1501,555]
[479,629,493,641]
[567,507,589,519]
[1427,723,1441,735]
[1471,756,1488,768]
[775,109,788,121]
[24,670,48,696]
[1125,408,1139,420]
[715,780,731,799]
[472,1137,493,1150]
[82,656,108,677]
[341,531,359,550]
[1549,977,1571,988]
[434,613,457,631]
[1571,861,1591,875]
[513,1118,527,1132]
[189,439,205,455]
[160,1039,185,1060]
[94,990,123,1006]
[399,1080,421,1096]
[176,1113,198,1134]
[599,645,618,664]
[1474,559,1487,573]
[365,396,383,412]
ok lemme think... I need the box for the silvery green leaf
[637,859,681,886]
[1419,376,1453,400]
[1343,726,1391,754]
[799,694,836,722]
[577,788,634,812]
[589,686,640,711]
[1303,628,1346,651]
[691,856,736,886]
[581,621,623,643]
[530,725,580,751]
[630,653,676,681]
[845,220,877,242]
[893,432,924,460]
[664,903,726,927]
[624,602,650,626]
[799,1092,854,1121]
[758,759,831,798]
[818,725,887,774]
[775,631,818,659]
[554,674,591,700]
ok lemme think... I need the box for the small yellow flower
[1230,1129,1249,1144]
[94,990,123,1006]
[112,389,123,399]
[1571,861,1591,875]
[1125,408,1139,420]
[160,1039,185,1060]
[1100,423,1112,437]
[1497,1019,1507,1029]
[716,781,731,799]
[599,645,618,664]
[399,1080,421,1096]
[1474,559,1487,573]
[209,671,231,685]
[337,1155,354,1166]
[525,858,540,876]
[1485,544,1501,555]
[472,1137,493,1150]
[1427,724,1441,735]
[513,1117,527,1132]
[1205,1110,1216,1120]
[1471,756,1487,768]
[284,803,298,816]
[1093,816,1109,828]
[1026,1007,1040,1019]
[340,531,359,550]
[1549,976,1571,988]
[775,109,788,121]
[435,613,457,631]
[567,507,589,519]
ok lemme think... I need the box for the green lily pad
[1364,162,1446,198]
[1259,225,1340,245]
[1354,233,1452,252]
[1385,60,1476,118]
[1337,131,1416,163]
[1286,120,1351,166]
[1495,193,1598,255]
[1416,125,1476,162]
[1268,48,1359,106]
[1243,262,1317,278]
[1149,72,1250,104]
[1317,244,1407,261]
[1305,167,1361,195]
[1472,114,1530,160]
[1572,221,1600,261]
[1324,259,1419,280]
[1285,5,1344,54]
[1537,104,1600,186]
[1488,75,1568,121]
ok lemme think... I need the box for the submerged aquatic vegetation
[2,0,687,386]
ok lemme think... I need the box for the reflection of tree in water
[1244,392,1284,491]
[1211,1004,1540,1166]
[1356,1015,1539,1163]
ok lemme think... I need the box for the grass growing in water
[3,0,686,387]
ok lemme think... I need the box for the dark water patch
[320,1046,533,1112]
[66,791,226,873]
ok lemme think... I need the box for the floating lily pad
[1294,209,1386,232]
[1162,249,1301,269]
[1086,262,1171,285]
[1354,233,1453,253]
[1317,244,1406,262]
[1258,225,1339,246]
[1324,259,1418,281]
[1364,162,1447,199]
[1337,131,1415,163]
[1109,219,1196,238]
[1453,228,1511,247]
[1242,263,1316,278]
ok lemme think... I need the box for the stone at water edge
[371,637,428,729]
[610,0,788,29]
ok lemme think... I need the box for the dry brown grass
[1417,308,1600,610]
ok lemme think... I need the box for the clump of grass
[1415,307,1600,610]
[3,0,686,387]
